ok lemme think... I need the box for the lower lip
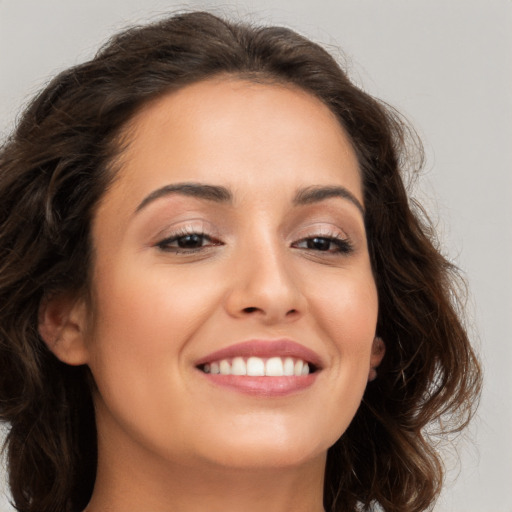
[199,372,318,397]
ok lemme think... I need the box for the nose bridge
[225,228,305,322]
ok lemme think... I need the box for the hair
[0,11,481,512]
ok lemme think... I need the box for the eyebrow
[135,182,364,217]
[293,186,365,216]
[135,182,232,213]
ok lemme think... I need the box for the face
[65,79,381,472]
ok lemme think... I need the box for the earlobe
[38,292,90,366]
[368,336,386,382]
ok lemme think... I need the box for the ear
[368,336,386,382]
[38,292,89,366]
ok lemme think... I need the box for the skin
[40,78,384,512]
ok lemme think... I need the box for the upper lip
[195,339,323,369]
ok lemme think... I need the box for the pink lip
[195,339,323,368]
[195,339,322,397]
[199,374,318,397]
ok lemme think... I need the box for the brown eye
[157,232,221,252]
[175,234,206,248]
[307,237,332,251]
[293,236,353,254]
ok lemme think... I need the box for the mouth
[198,356,317,377]
[194,339,321,396]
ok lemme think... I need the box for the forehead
[105,77,362,210]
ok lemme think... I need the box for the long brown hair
[0,11,481,512]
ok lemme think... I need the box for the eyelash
[156,228,222,253]
[156,228,353,256]
[292,234,353,254]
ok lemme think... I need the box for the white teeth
[265,357,284,377]
[231,357,246,375]
[202,356,313,376]
[219,360,231,375]
[247,357,265,376]
[283,357,295,376]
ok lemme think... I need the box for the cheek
[310,265,378,345]
[305,271,378,441]
[83,265,226,451]
[84,262,219,403]
[89,258,218,343]
[306,265,378,399]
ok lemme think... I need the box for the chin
[203,444,326,471]
[191,422,337,471]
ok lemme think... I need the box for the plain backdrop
[1,1,511,511]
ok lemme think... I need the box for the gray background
[1,1,511,510]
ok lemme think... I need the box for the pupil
[308,237,330,251]
[178,234,202,248]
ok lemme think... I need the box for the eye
[293,235,353,254]
[156,231,221,253]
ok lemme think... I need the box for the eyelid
[152,219,219,242]
[157,229,214,245]
[291,222,350,241]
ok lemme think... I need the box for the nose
[224,239,306,324]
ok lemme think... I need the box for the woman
[0,11,481,512]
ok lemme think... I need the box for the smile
[201,356,312,376]
[195,339,321,396]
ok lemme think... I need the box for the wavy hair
[0,11,481,512]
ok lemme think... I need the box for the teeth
[231,357,246,375]
[283,357,295,376]
[265,357,284,376]
[247,357,265,376]
[219,360,230,375]
[202,356,313,376]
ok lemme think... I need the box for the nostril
[241,307,299,317]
